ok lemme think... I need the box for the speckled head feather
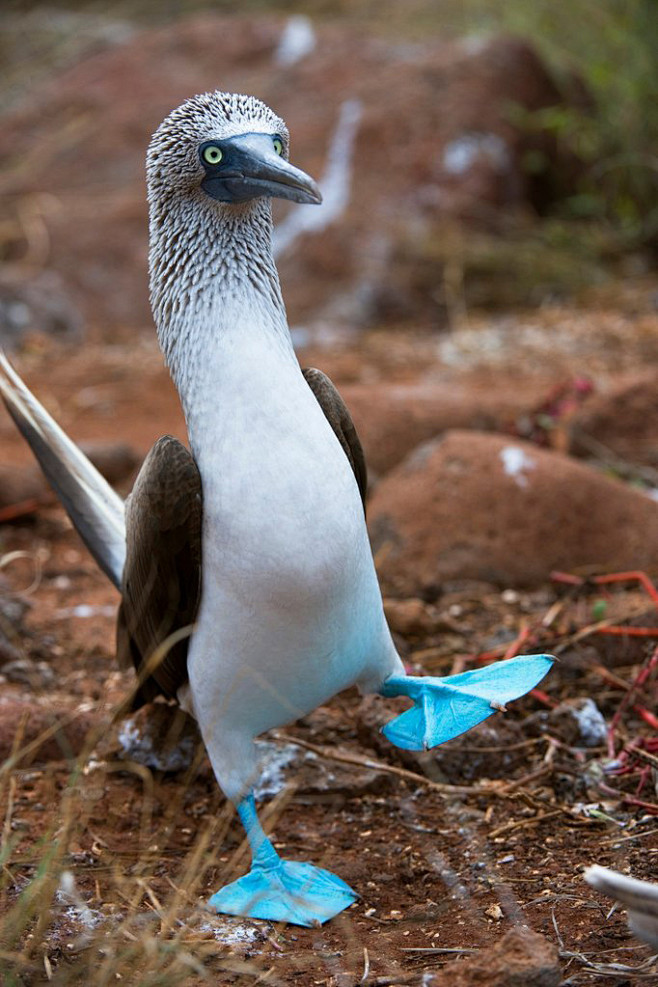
[147,91,289,200]
[147,92,299,406]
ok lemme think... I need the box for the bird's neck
[149,196,296,441]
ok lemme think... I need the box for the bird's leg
[236,794,280,869]
[380,653,554,751]
[208,793,357,926]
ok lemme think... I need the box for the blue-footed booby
[0,92,553,927]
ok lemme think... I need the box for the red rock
[571,370,658,470]
[79,441,140,486]
[342,377,547,476]
[0,442,138,510]
[383,598,438,638]
[0,464,45,508]
[426,926,561,986]
[368,430,658,591]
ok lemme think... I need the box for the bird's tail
[0,351,126,589]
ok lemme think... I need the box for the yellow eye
[202,145,223,165]
[273,137,284,157]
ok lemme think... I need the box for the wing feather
[302,367,367,509]
[116,435,202,707]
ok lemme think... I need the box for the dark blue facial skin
[199,133,322,205]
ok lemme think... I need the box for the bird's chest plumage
[207,389,366,604]
[195,339,363,589]
[182,329,391,741]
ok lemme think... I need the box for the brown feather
[302,367,367,509]
[116,435,202,708]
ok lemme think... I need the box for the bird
[585,866,658,950]
[0,91,553,927]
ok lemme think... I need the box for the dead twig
[554,612,658,653]
[488,808,563,839]
[368,976,425,987]
[597,827,658,846]
[498,763,553,794]
[608,645,658,757]
[399,946,479,954]
[452,737,544,754]
[630,746,658,770]
[551,569,658,606]
[595,778,658,814]
[360,947,370,983]
[557,949,657,978]
[273,732,513,799]
[0,498,41,523]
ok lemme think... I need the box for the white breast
[180,322,401,797]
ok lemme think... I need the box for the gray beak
[200,133,322,206]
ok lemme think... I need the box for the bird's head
[147,91,321,209]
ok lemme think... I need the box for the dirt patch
[1,332,657,985]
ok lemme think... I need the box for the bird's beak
[201,133,322,206]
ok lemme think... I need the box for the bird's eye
[202,145,223,166]
[272,137,284,157]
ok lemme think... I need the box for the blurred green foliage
[494,0,658,247]
[337,0,658,247]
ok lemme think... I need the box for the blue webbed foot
[381,653,554,751]
[208,793,357,927]
[209,857,357,926]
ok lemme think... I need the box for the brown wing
[302,367,367,509]
[116,435,202,709]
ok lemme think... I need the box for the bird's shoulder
[301,366,367,509]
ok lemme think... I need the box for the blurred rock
[0,591,30,627]
[343,377,544,476]
[0,697,99,763]
[79,441,140,486]
[526,698,608,747]
[116,703,201,772]
[1,658,56,689]
[571,370,658,471]
[426,926,561,986]
[0,268,83,349]
[0,630,20,665]
[0,17,583,332]
[0,441,139,510]
[383,597,438,638]
[368,430,658,591]
[0,591,30,664]
[0,464,44,508]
